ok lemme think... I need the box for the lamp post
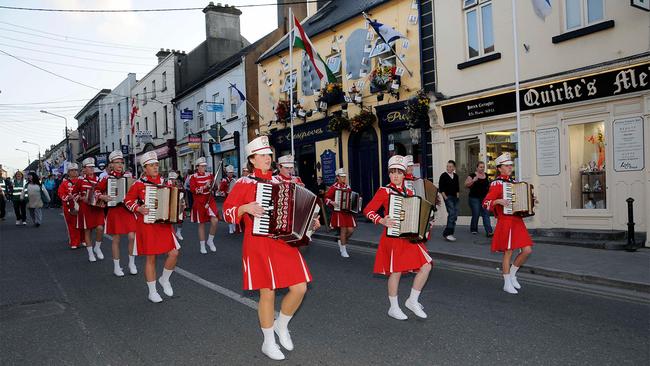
[41,110,70,162]
[22,141,42,175]
[15,148,30,168]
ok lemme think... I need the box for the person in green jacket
[11,171,28,225]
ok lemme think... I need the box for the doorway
[348,127,380,209]
[296,143,317,192]
[454,137,480,217]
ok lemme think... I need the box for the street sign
[121,145,129,155]
[205,103,224,113]
[188,134,202,149]
[208,124,229,141]
[180,108,193,120]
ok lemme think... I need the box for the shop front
[149,140,177,176]
[269,117,338,193]
[209,131,241,176]
[435,60,649,241]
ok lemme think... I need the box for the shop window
[464,0,494,59]
[454,137,480,217]
[387,129,422,175]
[565,0,604,31]
[485,131,518,180]
[568,121,606,209]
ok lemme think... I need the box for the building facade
[428,1,649,244]
[41,130,80,175]
[257,0,426,198]
[99,73,136,158]
[75,89,111,165]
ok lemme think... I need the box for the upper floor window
[197,101,204,128]
[326,53,342,84]
[104,113,108,137]
[565,0,604,31]
[229,87,238,117]
[163,105,169,134]
[110,109,114,134]
[281,70,298,103]
[152,80,156,99]
[464,0,494,59]
[162,71,167,91]
[143,87,148,105]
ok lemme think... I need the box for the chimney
[156,48,171,63]
[203,2,244,67]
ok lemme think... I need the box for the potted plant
[349,108,377,133]
[405,90,431,129]
[319,82,345,106]
[327,112,350,134]
[275,100,290,123]
[369,65,396,94]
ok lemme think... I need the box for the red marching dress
[124,175,180,256]
[324,182,357,228]
[73,175,105,230]
[363,183,433,275]
[58,177,84,247]
[95,171,137,235]
[223,169,312,291]
[273,174,304,185]
[189,172,219,223]
[482,175,534,252]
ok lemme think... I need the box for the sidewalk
[313,220,650,293]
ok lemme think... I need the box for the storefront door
[296,143,317,192]
[349,127,380,208]
[454,137,480,217]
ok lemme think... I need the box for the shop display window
[568,121,606,209]
[485,131,518,180]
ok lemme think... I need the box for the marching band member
[324,168,356,258]
[219,165,238,234]
[363,155,433,321]
[482,153,534,294]
[223,136,320,361]
[241,167,250,177]
[73,158,106,262]
[124,151,181,303]
[189,157,219,254]
[403,155,416,191]
[168,171,185,240]
[274,155,304,185]
[57,163,85,249]
[96,151,137,277]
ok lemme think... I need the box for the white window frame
[463,0,495,60]
[564,0,605,32]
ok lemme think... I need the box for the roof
[74,89,111,120]
[257,0,390,63]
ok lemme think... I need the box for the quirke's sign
[441,61,650,124]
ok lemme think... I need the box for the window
[464,0,494,59]
[110,108,114,134]
[327,53,342,84]
[152,80,156,99]
[117,103,122,131]
[112,142,114,151]
[153,112,158,138]
[162,71,167,91]
[197,101,204,128]
[145,116,148,132]
[565,0,604,30]
[135,94,139,107]
[282,71,298,104]
[143,87,147,105]
[485,131,518,180]
[568,121,606,209]
[183,120,190,136]
[229,87,238,117]
[163,105,169,133]
[104,113,108,137]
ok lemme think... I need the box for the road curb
[313,232,650,294]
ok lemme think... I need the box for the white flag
[532,0,552,20]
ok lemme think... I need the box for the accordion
[253,181,319,246]
[107,177,135,207]
[411,179,438,213]
[84,187,106,208]
[502,182,535,217]
[386,195,434,242]
[143,185,184,224]
[333,189,362,214]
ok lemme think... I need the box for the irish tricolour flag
[292,15,336,83]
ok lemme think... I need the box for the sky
[0,0,278,174]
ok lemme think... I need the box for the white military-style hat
[404,155,414,167]
[168,171,178,180]
[140,151,158,166]
[245,136,273,157]
[68,162,79,170]
[108,150,123,162]
[81,157,95,168]
[195,157,208,166]
[495,152,514,166]
[387,155,406,171]
[278,154,294,168]
[335,168,346,177]
[225,165,235,173]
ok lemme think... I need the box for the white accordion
[502,182,535,217]
[143,185,184,224]
[107,177,135,207]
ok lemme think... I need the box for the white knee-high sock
[408,288,421,303]
[510,265,519,276]
[389,295,399,309]
[160,268,173,282]
[261,327,276,345]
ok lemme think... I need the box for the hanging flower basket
[349,109,377,134]
[405,90,431,129]
[327,114,350,134]
[275,100,290,122]
[319,83,345,105]
[369,66,396,94]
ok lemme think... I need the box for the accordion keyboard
[386,195,403,237]
[144,186,158,224]
[253,183,273,235]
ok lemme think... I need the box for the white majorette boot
[261,327,285,360]
[339,241,350,258]
[207,235,216,252]
[128,255,138,275]
[200,241,207,254]
[147,281,163,303]
[113,259,124,277]
[175,229,183,240]
[274,313,294,351]
[158,268,174,297]
[94,242,104,260]
[387,296,408,320]
[86,247,97,262]
[510,265,522,289]
[503,274,518,294]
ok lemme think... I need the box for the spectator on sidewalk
[439,160,459,242]
[22,172,50,227]
[43,174,56,209]
[184,169,194,213]
[465,161,493,237]
[0,177,7,220]
[11,171,28,226]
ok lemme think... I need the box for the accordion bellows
[143,185,184,224]
[107,177,135,207]
[502,182,535,217]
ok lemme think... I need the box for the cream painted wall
[434,1,650,97]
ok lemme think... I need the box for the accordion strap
[251,176,272,184]
[387,185,408,197]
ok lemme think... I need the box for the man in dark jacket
[438,160,459,241]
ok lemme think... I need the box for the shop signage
[535,128,560,176]
[121,144,129,155]
[177,145,194,156]
[270,118,337,149]
[95,153,108,168]
[188,134,202,150]
[180,108,193,120]
[376,101,408,131]
[206,103,224,113]
[613,117,645,172]
[320,149,337,185]
[154,145,170,159]
[210,139,236,154]
[442,62,650,124]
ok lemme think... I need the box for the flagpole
[511,0,522,181]
[362,12,413,77]
[289,7,295,161]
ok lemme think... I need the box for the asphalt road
[1,208,648,365]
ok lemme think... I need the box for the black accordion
[333,189,362,214]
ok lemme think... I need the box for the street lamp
[22,141,41,174]
[41,110,70,162]
[15,148,30,167]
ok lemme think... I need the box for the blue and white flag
[532,0,552,20]
[368,20,406,45]
[229,82,246,111]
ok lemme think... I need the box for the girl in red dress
[223,136,320,361]
[124,151,181,303]
[58,163,85,249]
[189,157,219,254]
[363,155,433,321]
[482,153,534,294]
[74,158,105,262]
[324,168,356,258]
[96,151,138,277]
